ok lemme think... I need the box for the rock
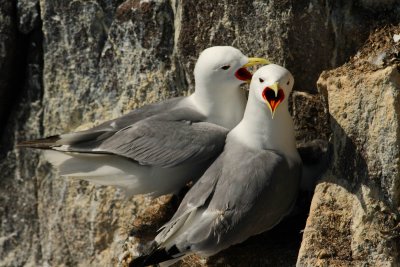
[17,0,40,34]
[0,1,43,266]
[298,26,400,266]
[1,1,400,266]
[393,34,400,43]
[35,1,180,266]
[0,0,17,134]
[291,91,331,143]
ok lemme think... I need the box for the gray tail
[17,135,61,149]
[129,245,182,267]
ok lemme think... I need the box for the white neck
[188,84,247,129]
[230,89,299,160]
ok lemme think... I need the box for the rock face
[0,0,16,132]
[298,26,400,266]
[1,1,400,266]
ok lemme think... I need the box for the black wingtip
[16,135,61,149]
[129,245,181,267]
[129,255,147,267]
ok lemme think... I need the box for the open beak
[269,82,279,96]
[262,82,285,119]
[235,57,270,83]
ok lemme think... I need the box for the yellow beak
[238,58,270,84]
[264,82,282,119]
[243,57,271,68]
[269,82,279,97]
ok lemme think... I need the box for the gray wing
[19,96,229,168]
[211,147,300,226]
[155,154,223,243]
[158,140,301,250]
[57,97,185,144]
[18,97,184,147]
[62,107,228,168]
[199,143,301,249]
[170,153,223,218]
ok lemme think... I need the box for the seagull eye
[259,78,264,83]
[220,65,230,70]
[287,80,290,85]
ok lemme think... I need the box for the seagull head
[251,64,294,118]
[194,46,269,90]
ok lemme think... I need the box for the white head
[250,64,294,117]
[194,46,269,91]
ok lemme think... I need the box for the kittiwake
[129,64,302,266]
[18,46,269,197]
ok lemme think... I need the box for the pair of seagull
[19,46,301,266]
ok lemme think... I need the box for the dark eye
[259,78,264,83]
[221,65,230,70]
[287,80,290,85]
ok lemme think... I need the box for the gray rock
[0,17,43,267]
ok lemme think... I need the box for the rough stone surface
[0,39,42,267]
[17,0,40,34]
[0,0,17,133]
[298,26,400,266]
[1,1,400,266]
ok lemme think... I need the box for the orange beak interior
[262,87,285,112]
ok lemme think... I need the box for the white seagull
[129,64,302,266]
[18,46,269,197]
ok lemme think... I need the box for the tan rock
[298,33,400,265]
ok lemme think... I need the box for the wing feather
[156,140,302,253]
[88,109,228,167]
[18,97,184,148]
[22,105,228,169]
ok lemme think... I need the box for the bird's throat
[235,92,297,159]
